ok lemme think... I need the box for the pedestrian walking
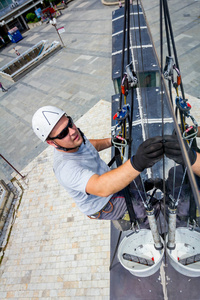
[0,36,5,45]
[13,47,20,56]
[0,82,7,92]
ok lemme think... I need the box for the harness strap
[108,156,116,168]
[189,192,197,224]
[88,201,114,219]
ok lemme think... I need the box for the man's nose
[68,125,76,135]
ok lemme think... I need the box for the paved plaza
[0,0,199,182]
[0,0,115,182]
[0,100,111,300]
[0,0,200,299]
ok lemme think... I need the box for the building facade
[0,0,44,37]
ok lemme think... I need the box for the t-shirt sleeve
[58,162,95,194]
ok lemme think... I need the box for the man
[32,106,164,223]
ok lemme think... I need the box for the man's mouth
[74,134,79,141]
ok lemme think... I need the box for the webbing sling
[108,148,137,225]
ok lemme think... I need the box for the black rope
[160,1,167,269]
[163,0,171,57]
[136,0,150,142]
[163,0,185,99]
[127,0,130,65]
[128,89,134,158]
[119,2,128,111]
[160,0,167,238]
[112,2,140,221]
[118,0,134,158]
[162,0,173,106]
[160,0,200,213]
[163,0,186,133]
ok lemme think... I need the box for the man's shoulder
[53,149,71,171]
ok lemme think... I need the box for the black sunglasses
[49,116,74,140]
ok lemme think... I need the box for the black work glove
[130,136,164,172]
[164,135,197,165]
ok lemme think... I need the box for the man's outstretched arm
[86,136,164,197]
[86,159,140,197]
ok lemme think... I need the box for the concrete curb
[101,0,124,6]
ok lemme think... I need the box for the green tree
[26,13,37,23]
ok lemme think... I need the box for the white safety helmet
[32,106,66,142]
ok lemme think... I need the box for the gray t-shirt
[53,137,113,215]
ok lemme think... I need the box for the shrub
[26,13,36,23]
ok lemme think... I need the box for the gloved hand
[164,135,197,165]
[130,136,164,172]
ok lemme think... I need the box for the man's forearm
[86,159,140,197]
[89,138,112,151]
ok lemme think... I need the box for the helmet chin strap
[54,128,85,152]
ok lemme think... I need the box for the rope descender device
[125,62,138,88]
[112,104,130,160]
[112,104,130,139]
[175,97,198,140]
[112,104,130,134]
[121,62,138,96]
[163,56,181,96]
[113,104,130,124]
[164,56,198,140]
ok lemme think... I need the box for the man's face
[48,115,83,152]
